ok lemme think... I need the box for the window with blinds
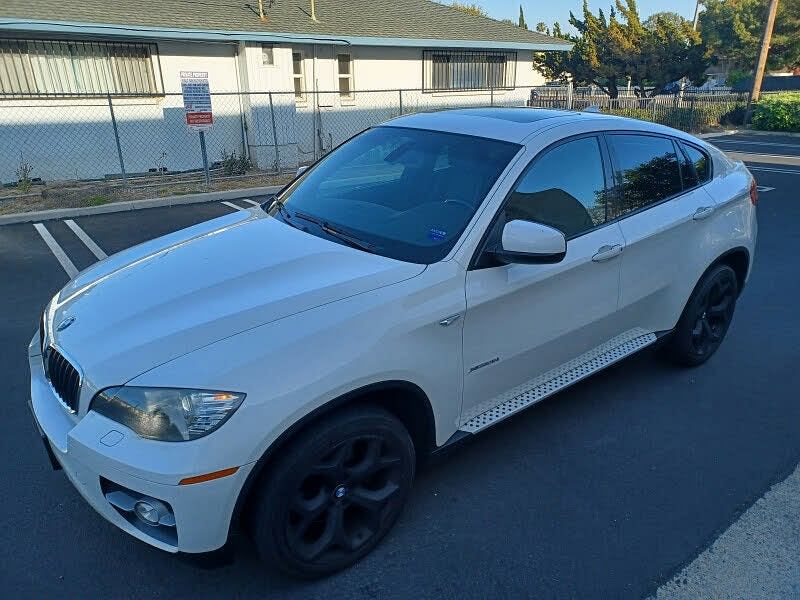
[423,49,516,92]
[0,39,163,96]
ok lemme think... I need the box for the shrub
[720,105,747,126]
[220,150,252,176]
[752,93,800,132]
[16,155,34,193]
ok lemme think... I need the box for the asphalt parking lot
[2,132,799,598]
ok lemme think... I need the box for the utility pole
[745,0,780,123]
[680,1,702,100]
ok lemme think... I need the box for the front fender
[128,261,466,468]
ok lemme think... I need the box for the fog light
[134,498,169,527]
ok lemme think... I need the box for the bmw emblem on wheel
[56,316,76,331]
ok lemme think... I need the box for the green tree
[700,0,800,73]
[535,21,548,33]
[449,1,488,17]
[519,5,528,29]
[532,0,709,97]
[632,11,707,96]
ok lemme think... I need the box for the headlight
[90,387,245,442]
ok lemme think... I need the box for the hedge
[752,92,800,132]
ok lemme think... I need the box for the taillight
[749,179,758,206]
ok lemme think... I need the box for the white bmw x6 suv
[29,108,756,578]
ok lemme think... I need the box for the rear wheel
[663,264,738,367]
[250,406,415,579]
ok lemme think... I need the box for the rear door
[608,133,717,334]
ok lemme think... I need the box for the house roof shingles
[0,0,569,49]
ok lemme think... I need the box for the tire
[662,264,738,367]
[249,405,415,579]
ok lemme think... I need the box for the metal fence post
[237,92,249,160]
[398,89,403,115]
[199,130,211,186]
[689,97,696,132]
[490,85,494,107]
[268,92,280,173]
[107,94,127,185]
[566,84,573,110]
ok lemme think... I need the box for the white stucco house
[0,0,569,183]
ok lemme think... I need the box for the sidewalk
[654,463,800,599]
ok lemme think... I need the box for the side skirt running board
[458,329,658,435]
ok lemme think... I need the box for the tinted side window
[503,136,607,238]
[607,134,682,219]
[681,143,711,184]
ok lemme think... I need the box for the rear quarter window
[680,142,711,185]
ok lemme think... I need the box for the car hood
[46,209,425,385]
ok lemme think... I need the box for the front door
[461,135,627,422]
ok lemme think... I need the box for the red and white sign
[180,71,213,131]
[186,112,213,126]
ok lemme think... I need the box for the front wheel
[662,264,738,367]
[249,405,415,579]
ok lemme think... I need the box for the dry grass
[0,170,294,216]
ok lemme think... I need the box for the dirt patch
[0,170,294,216]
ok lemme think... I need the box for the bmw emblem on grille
[56,316,76,331]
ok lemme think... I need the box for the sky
[479,0,700,30]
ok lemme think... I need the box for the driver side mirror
[490,220,566,264]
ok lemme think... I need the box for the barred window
[0,39,162,96]
[337,53,354,98]
[292,51,306,102]
[423,49,516,92]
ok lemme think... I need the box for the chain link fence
[527,85,751,132]
[1,85,754,214]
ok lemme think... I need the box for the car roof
[383,107,681,144]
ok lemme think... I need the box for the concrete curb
[698,131,740,139]
[0,185,282,226]
[699,129,800,139]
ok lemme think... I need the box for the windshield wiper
[268,198,304,231]
[293,210,378,254]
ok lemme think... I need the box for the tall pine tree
[518,5,528,29]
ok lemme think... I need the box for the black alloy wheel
[664,264,739,366]
[286,435,405,563]
[689,274,737,358]
[250,406,415,578]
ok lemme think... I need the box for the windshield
[270,126,521,263]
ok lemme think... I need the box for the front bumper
[28,333,254,553]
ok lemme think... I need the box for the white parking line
[221,201,245,211]
[240,199,261,207]
[64,219,107,260]
[756,186,775,192]
[33,223,78,278]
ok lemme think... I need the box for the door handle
[592,244,624,262]
[693,206,715,220]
